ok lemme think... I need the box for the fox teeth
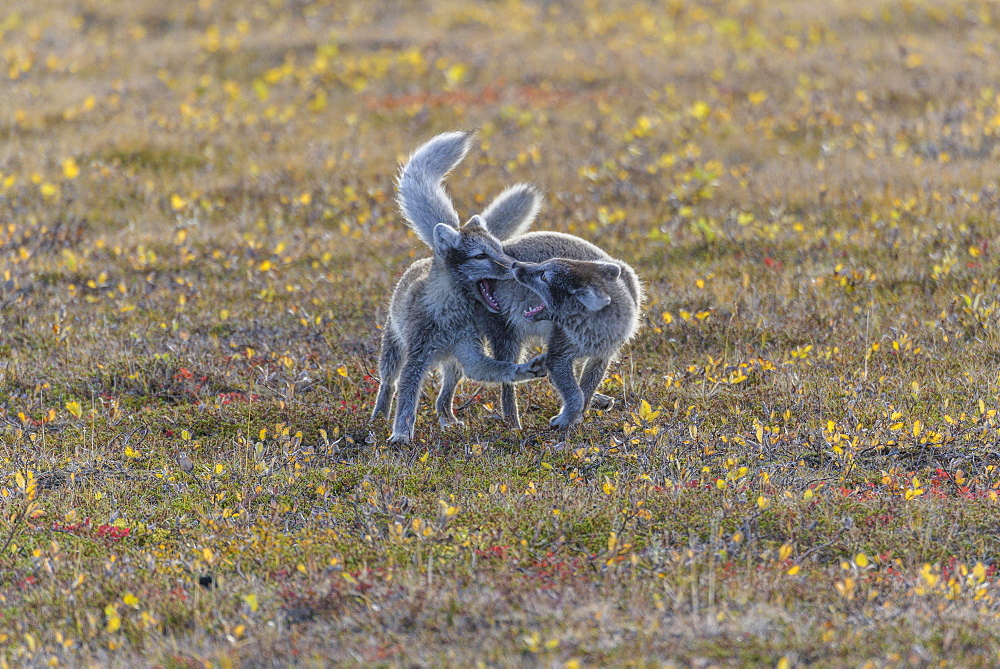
[523,303,545,317]
[479,279,500,311]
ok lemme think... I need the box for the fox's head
[433,215,516,314]
[511,258,622,322]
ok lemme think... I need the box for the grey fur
[510,256,642,430]
[398,133,544,249]
[480,183,542,241]
[396,131,469,247]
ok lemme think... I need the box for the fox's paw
[438,414,465,429]
[387,432,412,445]
[549,410,583,431]
[590,393,615,411]
[514,354,548,381]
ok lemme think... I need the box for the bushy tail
[397,131,473,248]
[480,183,542,241]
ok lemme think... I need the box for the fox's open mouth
[479,279,501,313]
[523,303,546,320]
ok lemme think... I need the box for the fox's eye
[472,253,489,260]
[540,271,550,283]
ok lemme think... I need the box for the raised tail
[480,183,542,241]
[397,131,473,247]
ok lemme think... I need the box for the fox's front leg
[453,338,547,384]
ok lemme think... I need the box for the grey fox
[371,132,547,444]
[510,257,642,429]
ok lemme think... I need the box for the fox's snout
[494,255,516,270]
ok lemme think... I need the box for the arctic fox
[510,257,642,430]
[370,133,547,444]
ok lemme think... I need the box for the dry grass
[5,0,1000,666]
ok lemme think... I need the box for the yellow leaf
[203,547,214,564]
[778,543,793,561]
[105,616,121,634]
[337,365,348,377]
[855,552,869,568]
[757,495,770,510]
[170,194,187,210]
[786,564,800,576]
[689,100,711,120]
[123,593,139,607]
[243,593,259,612]
[62,158,80,179]
[65,400,82,419]
[258,260,273,272]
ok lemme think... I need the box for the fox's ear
[432,223,461,251]
[576,287,611,311]
[464,214,486,230]
[594,261,622,281]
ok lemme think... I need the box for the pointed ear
[576,287,611,311]
[432,223,461,251]
[465,214,486,230]
[594,261,622,280]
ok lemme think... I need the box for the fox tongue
[479,279,500,312]
[523,303,545,317]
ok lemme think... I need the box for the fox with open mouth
[510,256,642,430]
[370,132,549,444]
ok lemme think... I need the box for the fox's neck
[424,256,473,318]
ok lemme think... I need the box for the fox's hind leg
[390,348,435,444]
[574,359,613,411]
[578,357,612,414]
[546,331,585,431]
[371,328,403,422]
[436,359,464,427]
[489,330,524,429]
